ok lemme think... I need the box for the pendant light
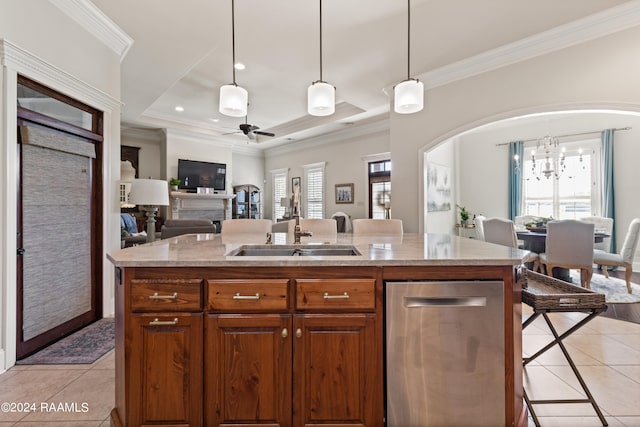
[219,0,248,117]
[394,0,423,114]
[307,0,335,116]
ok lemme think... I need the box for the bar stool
[520,268,608,427]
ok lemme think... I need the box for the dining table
[516,228,608,281]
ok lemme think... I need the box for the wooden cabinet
[233,184,261,219]
[206,275,380,427]
[114,268,382,427]
[116,276,204,427]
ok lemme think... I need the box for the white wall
[423,139,456,234]
[1,1,122,370]
[391,26,640,233]
[264,126,389,220]
[121,129,164,180]
[232,151,266,190]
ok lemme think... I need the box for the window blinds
[305,165,324,219]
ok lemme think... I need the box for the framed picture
[426,163,451,212]
[335,183,354,204]
[292,176,301,191]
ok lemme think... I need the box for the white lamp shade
[307,81,335,116]
[394,79,424,114]
[128,179,170,206]
[280,197,291,207]
[219,84,248,117]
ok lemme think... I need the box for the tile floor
[0,305,638,426]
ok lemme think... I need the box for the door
[207,314,292,427]
[16,75,103,358]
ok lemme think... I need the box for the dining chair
[352,219,403,236]
[483,218,538,268]
[593,218,640,294]
[473,215,486,241]
[299,218,338,239]
[538,220,595,288]
[221,219,273,243]
[580,216,614,252]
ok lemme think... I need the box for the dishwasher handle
[404,296,487,308]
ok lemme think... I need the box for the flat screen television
[177,159,226,192]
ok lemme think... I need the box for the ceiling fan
[238,122,275,140]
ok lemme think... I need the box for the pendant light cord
[319,0,323,82]
[231,0,237,85]
[407,0,411,80]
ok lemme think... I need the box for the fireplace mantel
[169,191,235,222]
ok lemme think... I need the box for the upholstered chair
[221,219,273,243]
[473,215,486,241]
[352,219,403,236]
[593,218,640,293]
[538,220,595,288]
[483,217,538,268]
[299,218,338,241]
[580,216,614,252]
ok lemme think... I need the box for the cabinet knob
[295,328,302,338]
[281,328,288,338]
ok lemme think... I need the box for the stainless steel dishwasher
[386,280,505,427]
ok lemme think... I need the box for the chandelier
[514,135,583,180]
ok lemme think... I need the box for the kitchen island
[108,233,529,427]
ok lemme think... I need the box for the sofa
[160,219,217,239]
[120,213,147,247]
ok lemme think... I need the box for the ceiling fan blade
[254,131,275,137]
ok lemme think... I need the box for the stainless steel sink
[227,244,361,257]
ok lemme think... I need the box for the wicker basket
[521,269,607,311]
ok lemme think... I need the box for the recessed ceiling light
[210,118,219,123]
[234,62,245,70]
[175,105,184,112]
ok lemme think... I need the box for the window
[369,160,391,219]
[522,140,601,219]
[304,162,325,219]
[271,169,288,219]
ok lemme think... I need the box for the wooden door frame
[16,76,104,359]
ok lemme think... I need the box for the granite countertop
[108,233,529,268]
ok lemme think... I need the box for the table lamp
[280,196,291,218]
[128,178,170,242]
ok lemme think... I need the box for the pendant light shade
[394,0,424,114]
[307,0,335,117]
[219,84,248,117]
[219,0,248,118]
[308,81,335,116]
[394,78,424,114]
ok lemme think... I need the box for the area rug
[16,317,115,365]
[569,271,640,303]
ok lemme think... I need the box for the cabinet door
[293,314,380,427]
[207,314,292,427]
[129,313,203,427]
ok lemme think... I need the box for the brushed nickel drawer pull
[233,292,260,300]
[148,292,178,300]
[323,292,350,299]
[149,318,179,325]
[281,328,288,338]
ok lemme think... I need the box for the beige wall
[391,26,640,233]
[264,127,389,220]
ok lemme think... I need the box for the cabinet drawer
[295,279,375,311]
[208,279,289,312]
[131,279,203,312]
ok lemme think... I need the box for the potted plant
[456,204,470,225]
[169,177,181,191]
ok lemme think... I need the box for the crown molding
[49,0,133,61]
[0,39,121,111]
[421,1,640,89]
